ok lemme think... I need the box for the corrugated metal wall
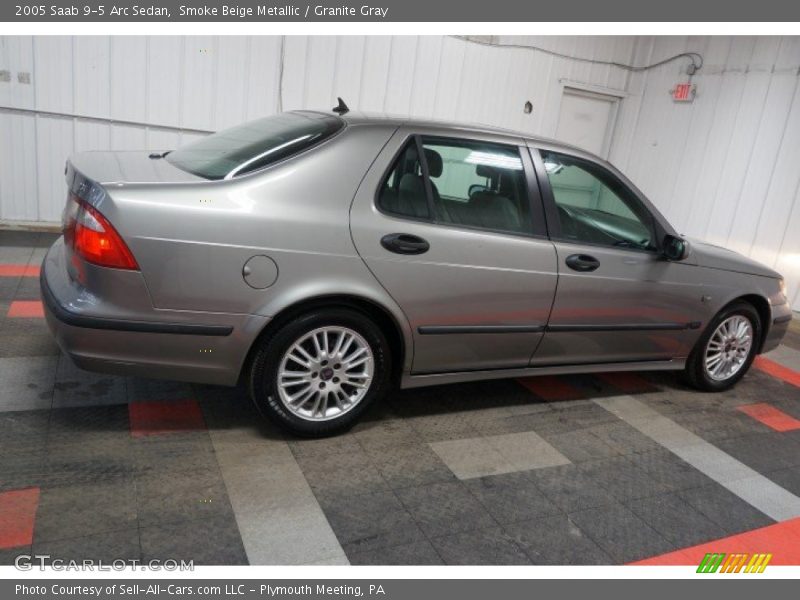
[1,35,799,309]
[608,36,800,310]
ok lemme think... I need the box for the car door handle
[565,254,600,272]
[380,233,430,255]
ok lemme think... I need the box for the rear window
[166,111,344,180]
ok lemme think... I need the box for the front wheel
[684,301,761,392]
[248,308,392,437]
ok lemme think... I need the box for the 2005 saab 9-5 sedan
[42,108,792,436]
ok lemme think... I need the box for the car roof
[330,110,591,157]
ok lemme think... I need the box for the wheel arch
[735,293,771,353]
[239,293,410,386]
[709,293,771,354]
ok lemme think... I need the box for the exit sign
[672,83,696,102]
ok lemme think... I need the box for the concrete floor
[1,230,800,566]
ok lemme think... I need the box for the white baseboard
[0,220,61,233]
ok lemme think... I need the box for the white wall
[609,36,800,311]
[1,35,799,308]
[0,35,637,224]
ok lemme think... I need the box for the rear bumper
[41,239,268,386]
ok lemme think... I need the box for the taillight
[62,193,139,270]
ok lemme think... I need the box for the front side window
[541,150,655,251]
[166,111,344,180]
[377,136,532,235]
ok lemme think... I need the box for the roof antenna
[332,97,349,115]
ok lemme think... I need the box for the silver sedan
[41,107,792,436]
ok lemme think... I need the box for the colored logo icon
[697,553,772,573]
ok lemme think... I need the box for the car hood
[688,238,781,279]
[68,151,204,185]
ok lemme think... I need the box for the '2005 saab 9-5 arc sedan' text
[42,105,792,436]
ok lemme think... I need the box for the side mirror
[663,235,689,261]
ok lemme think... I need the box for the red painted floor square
[7,300,44,318]
[0,264,40,277]
[736,402,800,432]
[517,375,585,401]
[0,487,40,549]
[595,372,657,394]
[754,356,800,388]
[631,517,800,566]
[129,399,207,437]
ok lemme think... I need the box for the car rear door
[350,127,558,374]
[529,144,702,366]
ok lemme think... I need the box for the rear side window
[166,112,344,180]
[377,141,431,220]
[377,136,532,235]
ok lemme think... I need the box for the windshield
[166,112,344,180]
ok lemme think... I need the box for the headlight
[779,278,787,300]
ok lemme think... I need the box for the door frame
[555,81,627,160]
[349,124,562,375]
[525,143,701,365]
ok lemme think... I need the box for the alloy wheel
[276,326,374,421]
[704,315,754,382]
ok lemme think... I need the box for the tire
[248,307,392,437]
[683,300,761,392]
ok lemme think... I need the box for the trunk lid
[68,151,204,185]
[61,151,203,284]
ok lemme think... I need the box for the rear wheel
[249,308,391,436]
[684,301,761,391]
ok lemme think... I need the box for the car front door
[350,128,558,374]
[529,146,703,366]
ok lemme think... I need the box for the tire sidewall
[689,302,761,391]
[249,308,391,436]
